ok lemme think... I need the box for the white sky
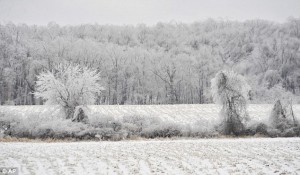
[0,0,299,25]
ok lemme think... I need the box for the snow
[1,104,300,125]
[0,138,300,175]
[0,105,65,119]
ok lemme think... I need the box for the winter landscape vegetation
[1,18,300,139]
[1,0,300,174]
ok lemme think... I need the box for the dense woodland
[0,18,300,105]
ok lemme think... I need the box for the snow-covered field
[1,138,300,175]
[1,104,300,124]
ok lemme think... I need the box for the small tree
[35,64,104,119]
[211,70,250,135]
[269,99,298,131]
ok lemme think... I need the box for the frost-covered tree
[1,19,300,105]
[269,99,298,131]
[35,64,104,119]
[211,70,251,135]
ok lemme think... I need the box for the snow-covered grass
[88,104,299,124]
[1,138,300,175]
[2,104,299,124]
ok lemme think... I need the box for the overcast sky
[0,0,299,26]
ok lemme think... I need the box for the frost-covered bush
[254,123,269,135]
[34,120,87,139]
[89,115,122,130]
[211,70,251,135]
[84,114,126,140]
[141,122,182,138]
[122,115,186,138]
[0,119,10,138]
[73,128,127,141]
[269,100,298,133]
[244,122,270,136]
[186,122,219,137]
[1,113,88,139]
[123,115,218,138]
[122,115,161,135]
[35,64,104,119]
[0,110,223,139]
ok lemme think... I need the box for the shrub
[269,100,296,132]
[255,123,269,135]
[141,123,182,138]
[122,115,161,135]
[280,126,300,137]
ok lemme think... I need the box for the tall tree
[211,70,251,135]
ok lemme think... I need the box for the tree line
[0,18,300,105]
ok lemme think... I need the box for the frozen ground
[1,138,300,175]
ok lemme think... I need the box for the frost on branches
[211,70,251,135]
[35,64,104,119]
[269,99,298,132]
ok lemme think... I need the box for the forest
[0,18,300,105]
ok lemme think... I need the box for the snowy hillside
[1,104,300,124]
[1,138,300,175]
